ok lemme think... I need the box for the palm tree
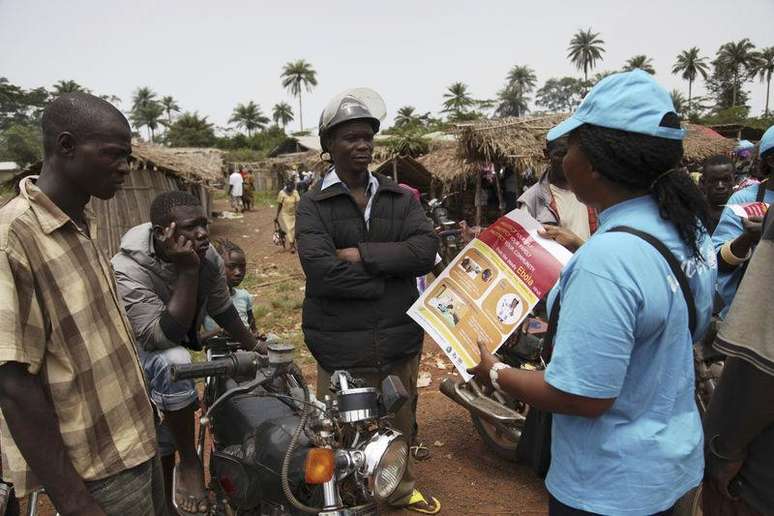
[716,38,758,107]
[394,106,419,128]
[506,65,538,94]
[672,47,710,115]
[160,96,181,124]
[623,55,656,74]
[670,89,687,116]
[272,102,294,130]
[229,101,269,137]
[495,85,529,118]
[130,87,163,141]
[442,82,475,118]
[52,80,88,95]
[280,60,318,131]
[753,47,774,115]
[567,28,606,81]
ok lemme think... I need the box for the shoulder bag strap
[608,226,697,338]
[756,179,767,203]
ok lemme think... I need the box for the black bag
[515,226,698,478]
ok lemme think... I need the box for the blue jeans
[140,347,199,457]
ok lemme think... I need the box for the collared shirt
[0,177,156,496]
[321,168,379,229]
[544,196,716,514]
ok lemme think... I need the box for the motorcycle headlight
[361,429,409,501]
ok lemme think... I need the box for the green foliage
[130,87,164,142]
[229,101,270,137]
[0,77,49,130]
[0,123,42,165]
[272,102,294,128]
[160,96,181,123]
[536,77,585,113]
[280,59,318,131]
[216,125,287,159]
[670,89,687,116]
[567,28,606,81]
[442,82,476,120]
[392,106,431,131]
[494,65,538,118]
[52,80,89,96]
[623,55,656,74]
[672,47,711,115]
[715,39,758,108]
[164,112,216,147]
[752,47,774,115]
[699,106,751,125]
[706,59,751,113]
[384,131,430,158]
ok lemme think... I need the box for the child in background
[200,239,258,340]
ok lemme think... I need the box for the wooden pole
[475,169,483,226]
[494,167,505,216]
[392,158,398,182]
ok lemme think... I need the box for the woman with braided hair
[470,70,716,515]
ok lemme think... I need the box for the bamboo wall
[88,163,213,259]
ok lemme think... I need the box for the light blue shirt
[544,196,716,515]
[203,288,253,332]
[321,167,379,229]
[711,183,774,317]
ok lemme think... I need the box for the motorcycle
[440,314,548,459]
[424,194,463,267]
[170,338,411,515]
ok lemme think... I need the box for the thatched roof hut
[131,143,224,186]
[372,156,433,193]
[459,115,735,170]
[457,114,568,170]
[682,124,736,163]
[86,143,224,258]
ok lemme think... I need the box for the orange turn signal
[304,448,335,484]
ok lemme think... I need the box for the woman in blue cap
[470,70,716,515]
[711,125,774,318]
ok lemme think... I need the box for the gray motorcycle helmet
[318,88,386,153]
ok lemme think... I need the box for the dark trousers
[549,495,673,516]
[85,455,168,516]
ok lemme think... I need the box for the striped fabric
[0,177,156,497]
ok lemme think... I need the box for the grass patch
[253,191,276,208]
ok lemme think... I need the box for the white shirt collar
[321,167,378,194]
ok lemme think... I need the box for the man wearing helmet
[296,90,441,514]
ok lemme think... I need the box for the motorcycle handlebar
[170,351,263,381]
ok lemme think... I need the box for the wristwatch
[489,362,510,395]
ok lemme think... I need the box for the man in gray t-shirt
[112,191,259,514]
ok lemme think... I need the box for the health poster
[408,209,572,380]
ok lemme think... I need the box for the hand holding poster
[408,210,572,380]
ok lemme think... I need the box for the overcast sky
[2,0,772,134]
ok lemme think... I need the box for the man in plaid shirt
[0,94,163,515]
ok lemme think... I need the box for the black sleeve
[296,195,385,299]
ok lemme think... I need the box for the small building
[0,161,20,184]
[267,135,323,157]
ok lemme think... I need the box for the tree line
[2,30,773,166]
[392,30,773,136]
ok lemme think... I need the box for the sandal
[172,463,209,515]
[403,489,441,514]
[411,442,432,461]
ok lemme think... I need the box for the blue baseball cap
[760,125,774,156]
[547,69,685,142]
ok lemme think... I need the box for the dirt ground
[24,199,548,515]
